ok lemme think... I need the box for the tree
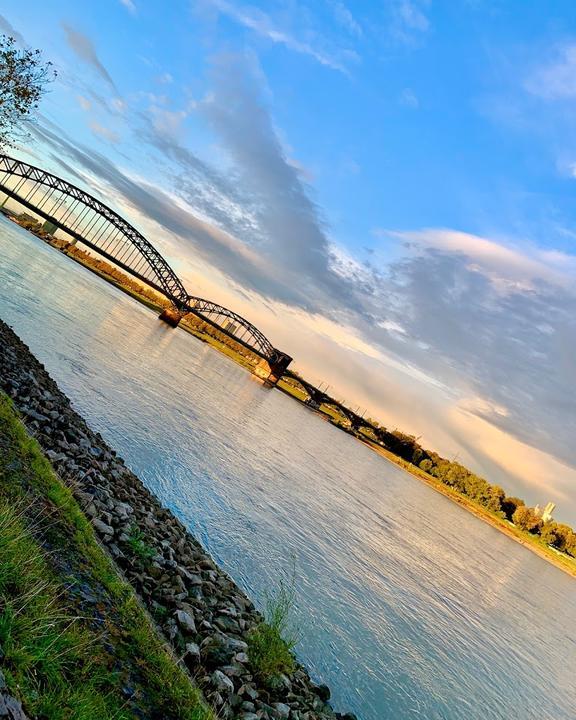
[512,506,542,534]
[480,485,506,514]
[554,524,576,555]
[540,521,560,546]
[0,35,55,149]
[501,496,524,521]
[419,459,433,473]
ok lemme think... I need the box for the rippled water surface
[1,218,575,720]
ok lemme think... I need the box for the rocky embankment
[0,319,357,720]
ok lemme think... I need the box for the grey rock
[22,408,48,423]
[175,609,196,634]
[212,670,235,694]
[91,519,114,536]
[185,642,200,662]
[273,703,291,719]
[0,692,30,719]
[201,634,246,668]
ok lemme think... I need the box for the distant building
[534,502,556,523]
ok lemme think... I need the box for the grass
[247,575,299,683]
[0,393,213,720]
[126,524,156,563]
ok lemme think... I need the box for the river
[0,217,574,720]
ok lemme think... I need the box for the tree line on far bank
[370,426,576,559]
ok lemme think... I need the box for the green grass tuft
[247,575,299,682]
[126,524,156,562]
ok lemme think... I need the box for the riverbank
[0,318,355,720]
[361,438,576,579]
[0,394,212,720]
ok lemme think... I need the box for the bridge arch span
[0,154,189,307]
[0,154,291,373]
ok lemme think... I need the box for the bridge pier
[253,352,292,387]
[305,397,321,410]
[158,306,184,328]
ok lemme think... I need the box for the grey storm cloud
[61,23,117,92]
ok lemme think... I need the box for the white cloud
[208,0,357,73]
[76,95,92,111]
[399,87,419,108]
[156,72,174,85]
[526,44,576,100]
[329,1,363,38]
[89,121,120,144]
[110,97,127,114]
[120,0,137,14]
[383,228,576,292]
[149,107,189,139]
[390,0,431,45]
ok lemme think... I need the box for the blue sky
[2,1,576,521]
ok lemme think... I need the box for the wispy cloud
[155,72,174,85]
[89,121,120,144]
[399,87,419,108]
[61,23,118,92]
[76,95,92,111]
[329,1,363,38]
[120,0,137,14]
[389,0,431,46]
[208,0,357,74]
[525,44,576,100]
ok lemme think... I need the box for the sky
[1,0,576,522]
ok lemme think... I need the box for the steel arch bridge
[0,154,291,377]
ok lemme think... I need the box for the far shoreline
[360,436,576,579]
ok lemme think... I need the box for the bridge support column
[253,352,292,387]
[158,306,183,328]
[304,396,320,408]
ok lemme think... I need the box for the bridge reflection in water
[0,154,291,384]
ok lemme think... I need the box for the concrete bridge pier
[253,352,292,387]
[158,306,184,328]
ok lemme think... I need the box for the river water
[0,217,574,720]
